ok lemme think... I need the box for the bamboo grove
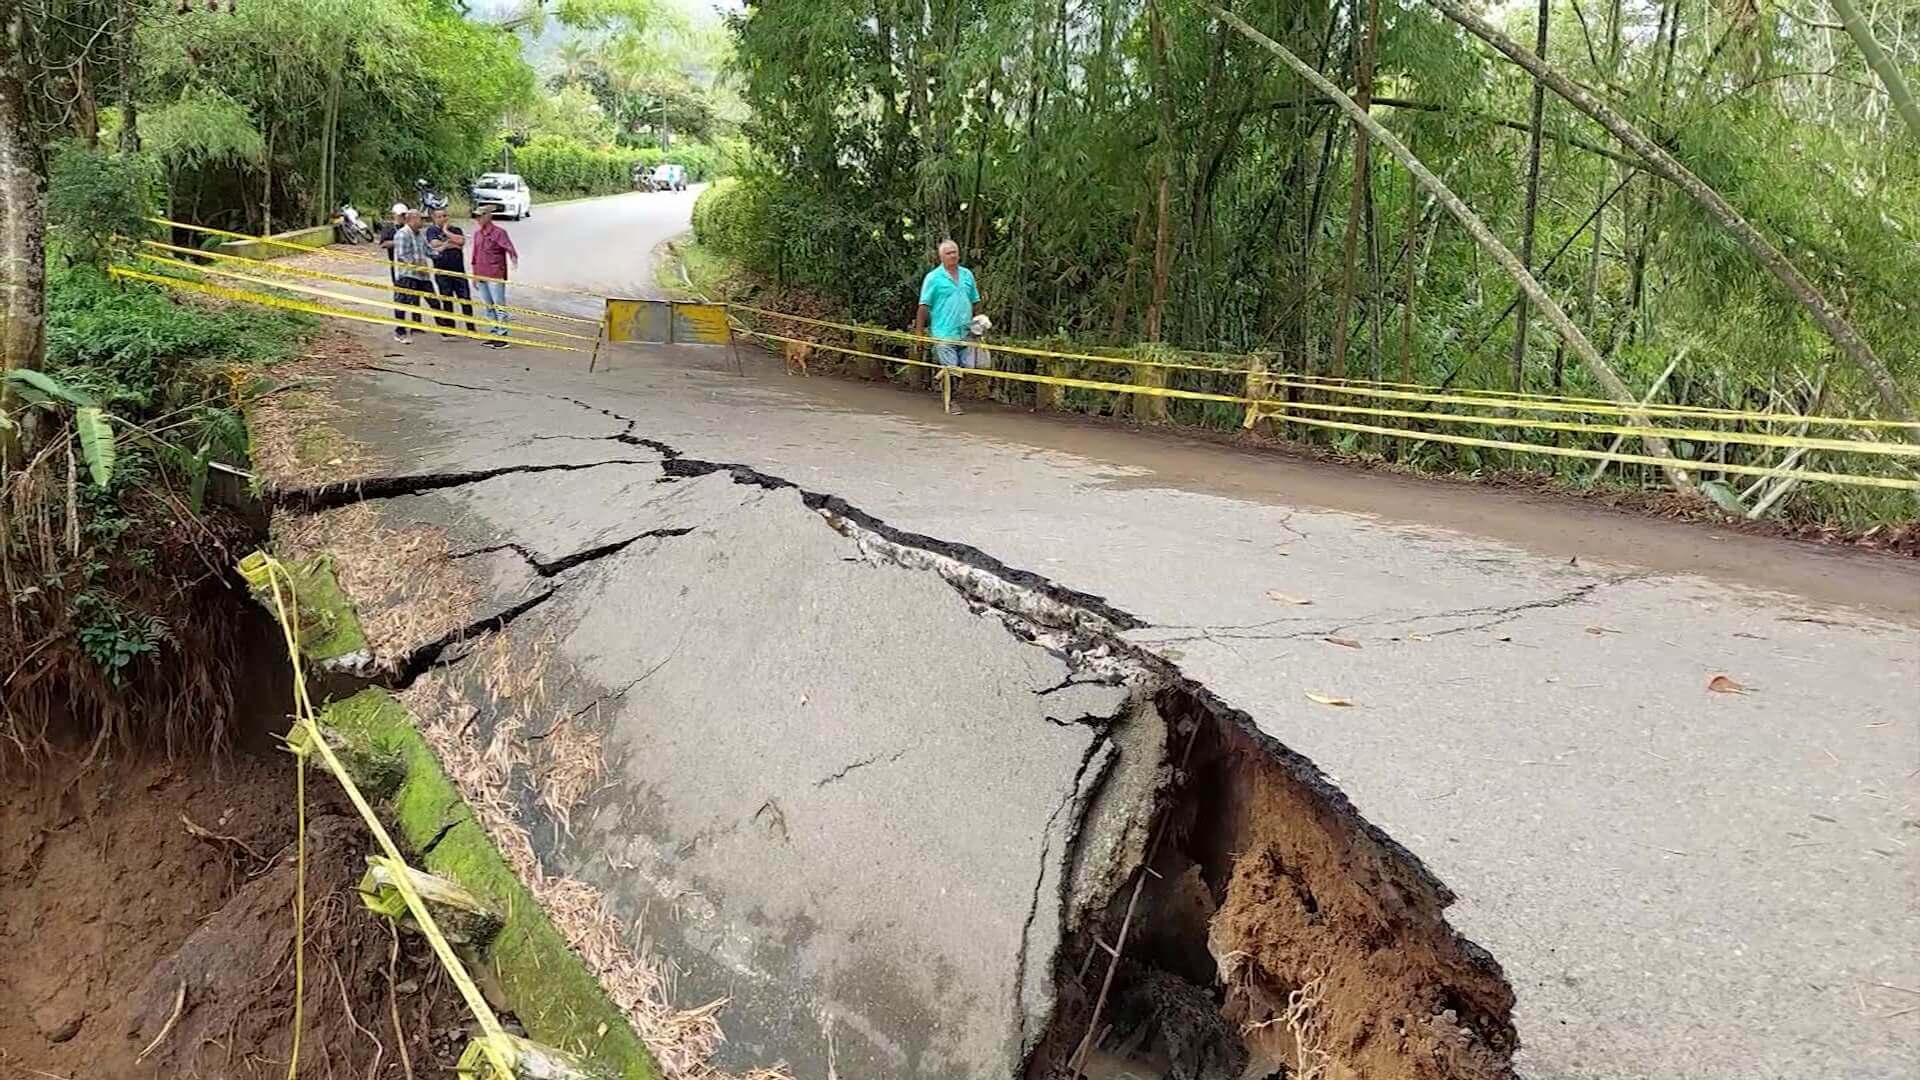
[724,1,1920,487]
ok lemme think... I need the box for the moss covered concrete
[319,688,660,1079]
[253,555,367,663]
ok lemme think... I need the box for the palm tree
[553,37,595,88]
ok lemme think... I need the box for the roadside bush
[45,265,312,412]
[512,137,630,196]
[692,176,771,263]
[47,141,162,265]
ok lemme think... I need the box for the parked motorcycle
[414,178,450,213]
[333,202,375,244]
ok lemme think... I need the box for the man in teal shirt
[914,239,981,369]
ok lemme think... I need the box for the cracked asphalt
[289,192,1918,1079]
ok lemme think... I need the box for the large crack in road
[268,373,1520,1079]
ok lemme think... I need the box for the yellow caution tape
[727,303,1920,432]
[736,322,1918,457]
[146,215,592,299]
[734,326,1920,492]
[240,552,519,1080]
[110,265,580,352]
[131,252,601,344]
[138,238,599,326]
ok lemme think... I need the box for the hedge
[497,138,730,197]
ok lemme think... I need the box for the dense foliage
[726,1,1918,411]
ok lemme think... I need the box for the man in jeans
[913,239,982,411]
[425,207,476,340]
[390,206,435,343]
[469,203,519,350]
[377,202,408,322]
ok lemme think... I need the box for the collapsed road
[254,193,1919,1080]
[266,384,1518,1078]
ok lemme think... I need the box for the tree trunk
[260,123,274,235]
[1143,0,1175,342]
[1829,0,1920,141]
[1331,0,1377,379]
[1112,180,1152,339]
[1423,0,1912,421]
[116,0,138,152]
[1209,3,1695,488]
[1508,0,1548,393]
[1,2,46,459]
[1398,166,1420,385]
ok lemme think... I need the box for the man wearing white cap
[377,202,408,324]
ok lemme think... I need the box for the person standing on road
[469,203,519,350]
[378,202,408,323]
[425,207,476,340]
[390,206,435,343]
[914,239,981,372]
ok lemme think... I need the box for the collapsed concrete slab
[269,381,1518,1080]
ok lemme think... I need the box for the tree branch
[1207,2,1694,489]
[1423,0,1912,422]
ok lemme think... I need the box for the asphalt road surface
[465,186,701,316]
[359,192,1919,1079]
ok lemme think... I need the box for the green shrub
[512,136,631,196]
[47,141,162,266]
[504,136,732,197]
[45,264,313,412]
[692,176,772,263]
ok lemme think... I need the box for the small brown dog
[782,339,812,376]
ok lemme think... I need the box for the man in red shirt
[469,204,520,349]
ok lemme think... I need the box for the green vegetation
[321,689,659,1080]
[723,0,1920,524]
[3,137,317,750]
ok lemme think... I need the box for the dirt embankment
[0,740,470,1079]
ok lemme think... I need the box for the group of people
[379,202,520,347]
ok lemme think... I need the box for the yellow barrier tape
[735,322,1919,458]
[240,552,519,1080]
[727,303,1920,432]
[138,238,599,326]
[1242,388,1920,458]
[110,265,580,352]
[146,215,592,299]
[132,252,601,344]
[735,326,1920,492]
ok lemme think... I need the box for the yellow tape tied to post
[237,551,521,1080]
[725,302,1920,432]
[731,323,1920,493]
[110,265,580,352]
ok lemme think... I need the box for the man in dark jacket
[425,207,476,340]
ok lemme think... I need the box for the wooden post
[588,305,608,373]
[942,367,954,414]
[1034,357,1064,411]
[1132,360,1169,423]
[724,309,745,377]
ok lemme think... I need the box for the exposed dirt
[1031,688,1516,1080]
[0,740,471,1080]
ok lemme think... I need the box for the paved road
[470,187,701,317]
[344,194,1919,1078]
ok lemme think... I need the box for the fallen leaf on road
[1707,674,1750,694]
[1267,590,1312,605]
[1324,637,1362,649]
[1305,692,1353,707]
[1583,625,1621,636]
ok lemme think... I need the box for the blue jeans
[934,341,978,368]
[474,279,510,337]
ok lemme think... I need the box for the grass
[656,238,739,303]
[321,688,661,1080]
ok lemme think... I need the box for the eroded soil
[0,741,469,1080]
